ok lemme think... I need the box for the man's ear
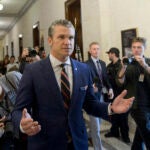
[48,37,52,46]
[88,49,91,54]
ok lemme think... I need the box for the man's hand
[134,56,145,67]
[20,108,41,136]
[111,90,134,114]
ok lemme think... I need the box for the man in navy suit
[12,19,134,150]
[85,42,114,150]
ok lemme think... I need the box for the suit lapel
[70,59,79,107]
[40,57,67,114]
[89,58,99,76]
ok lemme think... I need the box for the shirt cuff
[20,123,25,133]
[108,103,114,115]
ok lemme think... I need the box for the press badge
[139,74,144,82]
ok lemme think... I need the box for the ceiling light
[19,34,23,38]
[0,3,4,11]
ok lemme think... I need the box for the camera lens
[123,58,129,65]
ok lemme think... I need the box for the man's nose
[64,38,71,44]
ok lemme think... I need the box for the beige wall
[0,40,3,60]
[2,0,150,63]
[3,0,66,58]
[98,0,150,63]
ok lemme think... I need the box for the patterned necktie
[60,64,70,110]
[96,60,102,80]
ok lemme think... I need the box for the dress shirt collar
[49,54,71,68]
[91,56,99,64]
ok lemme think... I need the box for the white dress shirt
[49,54,73,95]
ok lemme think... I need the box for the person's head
[29,49,41,63]
[39,47,46,59]
[34,46,39,53]
[30,55,41,63]
[88,42,100,59]
[131,37,146,56]
[10,56,15,64]
[21,47,30,58]
[5,55,9,59]
[48,19,75,62]
[106,47,120,62]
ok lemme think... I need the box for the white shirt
[91,56,101,71]
[7,63,19,72]
[49,54,73,95]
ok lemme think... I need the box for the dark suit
[12,57,109,150]
[86,58,112,96]
[85,58,112,149]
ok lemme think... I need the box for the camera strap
[5,74,17,105]
[5,74,17,91]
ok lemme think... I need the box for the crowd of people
[0,47,46,75]
[0,46,46,149]
[0,19,149,150]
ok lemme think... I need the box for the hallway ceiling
[0,0,36,40]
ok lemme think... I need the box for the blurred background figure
[0,71,22,150]
[7,56,19,72]
[2,55,10,74]
[105,47,130,143]
[19,47,40,73]
[85,42,113,150]
[39,47,46,59]
[34,45,40,55]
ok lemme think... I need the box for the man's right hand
[20,108,41,136]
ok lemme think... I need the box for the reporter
[118,37,150,149]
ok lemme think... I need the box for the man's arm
[117,63,127,84]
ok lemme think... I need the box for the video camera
[122,57,136,65]
[28,49,37,57]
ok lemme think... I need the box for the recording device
[28,49,37,57]
[122,57,136,65]
[0,110,13,137]
[25,49,37,62]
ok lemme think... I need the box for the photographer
[0,71,22,150]
[118,37,150,149]
[0,85,14,150]
[19,48,40,73]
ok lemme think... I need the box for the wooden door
[33,22,40,48]
[65,0,83,60]
[19,37,23,56]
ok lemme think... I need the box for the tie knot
[96,60,99,64]
[60,63,66,68]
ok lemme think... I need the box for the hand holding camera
[122,57,136,65]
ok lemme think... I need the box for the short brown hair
[48,19,74,37]
[89,42,100,49]
[131,37,147,47]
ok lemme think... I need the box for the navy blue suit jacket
[86,58,112,92]
[12,57,109,150]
